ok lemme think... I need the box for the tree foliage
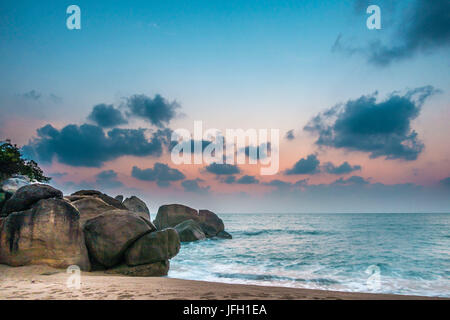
[0,141,51,182]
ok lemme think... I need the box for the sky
[1,0,449,213]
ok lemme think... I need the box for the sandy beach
[0,264,439,300]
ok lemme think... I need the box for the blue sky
[1,0,449,212]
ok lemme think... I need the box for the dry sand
[0,264,438,300]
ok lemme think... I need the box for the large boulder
[174,219,206,242]
[0,198,90,270]
[1,175,31,194]
[153,204,199,229]
[115,195,124,203]
[83,210,153,267]
[124,228,180,266]
[71,190,126,210]
[123,196,150,221]
[1,184,63,216]
[0,192,12,214]
[105,260,170,277]
[70,197,116,225]
[197,209,225,237]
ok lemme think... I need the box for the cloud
[335,0,450,66]
[205,162,241,175]
[88,104,128,128]
[242,142,271,160]
[95,170,124,189]
[181,179,210,193]
[125,94,179,127]
[440,177,450,188]
[131,163,185,187]
[304,87,438,160]
[222,175,259,184]
[263,179,308,190]
[20,90,42,100]
[285,154,320,175]
[236,175,259,184]
[333,175,369,185]
[323,161,361,175]
[285,130,295,141]
[22,124,172,167]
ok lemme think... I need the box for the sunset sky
[1,0,449,213]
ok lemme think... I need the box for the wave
[214,272,340,285]
[235,229,331,237]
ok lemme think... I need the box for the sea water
[169,213,450,297]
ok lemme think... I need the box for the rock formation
[0,198,90,270]
[0,180,231,276]
[174,219,206,242]
[154,204,232,241]
[123,196,151,221]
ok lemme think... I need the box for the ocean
[169,213,450,297]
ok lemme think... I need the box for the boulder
[105,260,169,277]
[83,210,153,267]
[115,195,124,203]
[0,192,12,215]
[123,196,150,220]
[216,230,233,239]
[1,175,31,194]
[153,204,199,229]
[71,190,126,210]
[1,184,63,216]
[0,198,90,270]
[198,209,225,237]
[174,219,206,242]
[71,197,116,225]
[124,228,180,266]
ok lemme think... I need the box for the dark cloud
[304,87,438,161]
[285,154,320,175]
[237,175,259,184]
[333,175,370,185]
[336,0,450,66]
[285,130,295,141]
[221,176,236,184]
[223,175,259,185]
[20,90,41,100]
[22,124,172,167]
[125,94,179,127]
[131,163,185,187]
[205,162,241,175]
[323,161,361,175]
[181,179,210,193]
[88,104,128,128]
[440,177,450,188]
[263,179,308,190]
[96,170,124,189]
[242,143,271,160]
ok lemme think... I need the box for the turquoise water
[169,213,450,297]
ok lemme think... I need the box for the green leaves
[0,142,51,183]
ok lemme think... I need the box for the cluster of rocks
[0,177,231,276]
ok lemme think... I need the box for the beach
[0,264,437,300]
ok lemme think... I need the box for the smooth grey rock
[2,184,63,216]
[174,219,206,242]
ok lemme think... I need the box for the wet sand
[0,264,439,300]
